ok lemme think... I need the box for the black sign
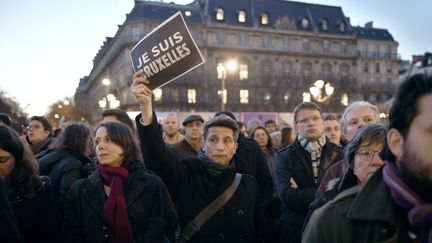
[129,12,205,90]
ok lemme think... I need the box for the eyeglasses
[27,124,41,130]
[356,150,381,161]
[296,116,322,124]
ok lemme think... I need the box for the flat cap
[182,115,204,126]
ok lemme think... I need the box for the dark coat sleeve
[135,113,187,197]
[63,180,85,243]
[0,180,22,243]
[275,148,316,213]
[58,158,82,212]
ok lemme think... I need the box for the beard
[396,143,432,201]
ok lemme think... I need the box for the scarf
[298,134,326,184]
[29,137,51,155]
[198,151,234,176]
[383,162,432,243]
[99,164,133,243]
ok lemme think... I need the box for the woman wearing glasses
[303,123,387,229]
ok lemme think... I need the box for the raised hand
[130,70,153,125]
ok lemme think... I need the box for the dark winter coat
[275,138,343,243]
[315,158,349,199]
[302,167,415,243]
[63,168,170,243]
[0,180,22,243]
[37,148,93,215]
[136,114,258,243]
[9,178,64,243]
[169,139,198,161]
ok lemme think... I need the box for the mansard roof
[353,26,395,41]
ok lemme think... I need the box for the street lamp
[309,80,334,102]
[99,78,120,109]
[217,59,238,111]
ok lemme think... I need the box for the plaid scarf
[383,161,432,243]
[298,134,326,184]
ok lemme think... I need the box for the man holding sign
[130,70,258,242]
[129,12,205,90]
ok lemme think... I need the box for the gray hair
[340,101,380,133]
[203,114,239,142]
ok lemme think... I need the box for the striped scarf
[298,134,326,184]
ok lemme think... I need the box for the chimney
[365,21,373,28]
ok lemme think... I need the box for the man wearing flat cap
[169,114,204,160]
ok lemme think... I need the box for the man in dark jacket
[276,102,343,243]
[170,115,204,160]
[303,74,432,243]
[131,72,258,243]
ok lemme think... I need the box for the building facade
[74,0,399,124]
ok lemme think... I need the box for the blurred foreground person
[303,74,432,243]
[131,71,258,243]
[64,121,174,243]
[0,124,63,243]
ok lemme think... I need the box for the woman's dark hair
[345,123,388,168]
[380,74,432,161]
[280,126,294,148]
[95,122,143,171]
[29,116,53,135]
[0,124,42,198]
[101,109,135,130]
[250,126,274,155]
[50,123,93,155]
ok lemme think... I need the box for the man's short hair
[323,113,338,121]
[101,109,134,130]
[0,113,11,126]
[345,123,387,168]
[340,101,380,133]
[293,102,323,123]
[264,119,275,126]
[381,74,432,161]
[203,114,239,142]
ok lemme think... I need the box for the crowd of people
[0,73,431,243]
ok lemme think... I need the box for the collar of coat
[336,167,400,223]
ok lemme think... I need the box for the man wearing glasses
[276,102,344,243]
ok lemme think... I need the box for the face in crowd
[390,93,432,191]
[345,106,379,141]
[95,126,124,167]
[184,120,203,141]
[162,114,179,137]
[323,119,342,145]
[203,125,238,165]
[353,141,384,183]
[0,148,15,178]
[252,127,270,148]
[26,120,50,144]
[295,108,323,142]
[265,122,276,134]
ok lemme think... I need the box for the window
[216,7,224,21]
[132,26,140,41]
[218,32,224,45]
[187,89,196,104]
[361,44,368,56]
[171,89,179,102]
[364,62,369,73]
[239,64,248,80]
[375,63,380,73]
[323,40,330,53]
[283,37,290,50]
[153,88,162,102]
[321,19,328,31]
[303,92,311,102]
[341,42,347,54]
[301,17,309,29]
[185,11,192,17]
[303,39,310,52]
[374,45,379,57]
[339,21,346,33]
[261,12,269,25]
[263,92,271,101]
[240,90,249,104]
[238,10,246,23]
[263,36,269,48]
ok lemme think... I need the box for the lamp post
[217,59,238,111]
[309,80,334,103]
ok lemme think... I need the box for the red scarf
[99,164,133,243]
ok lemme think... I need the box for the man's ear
[387,128,404,160]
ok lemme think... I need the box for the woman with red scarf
[64,121,174,243]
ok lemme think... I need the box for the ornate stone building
[74,0,399,124]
